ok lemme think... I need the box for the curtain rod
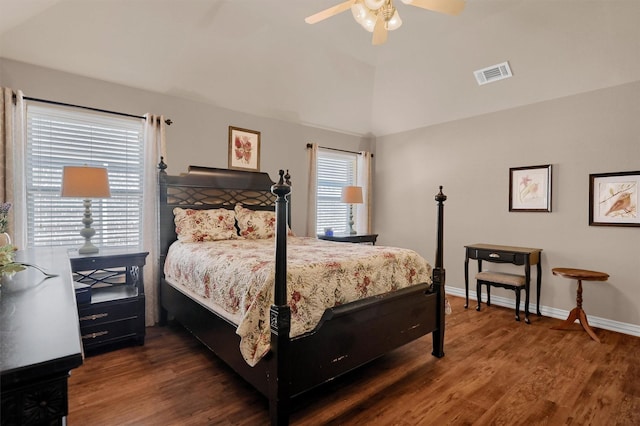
[306,143,373,157]
[19,95,173,125]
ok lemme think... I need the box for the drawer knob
[80,313,109,321]
[489,253,500,258]
[82,330,109,340]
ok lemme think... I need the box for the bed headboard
[158,160,291,261]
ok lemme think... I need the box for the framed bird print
[509,165,552,212]
[589,171,640,227]
[228,126,260,171]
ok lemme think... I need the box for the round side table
[551,267,609,343]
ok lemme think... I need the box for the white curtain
[142,113,166,325]
[0,87,27,247]
[306,143,318,237]
[356,151,373,234]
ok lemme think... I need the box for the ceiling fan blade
[305,0,356,24]
[372,13,387,45]
[403,0,465,16]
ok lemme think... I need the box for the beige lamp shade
[341,186,363,204]
[61,166,111,198]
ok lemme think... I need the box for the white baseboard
[445,287,640,337]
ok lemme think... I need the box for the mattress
[163,237,432,366]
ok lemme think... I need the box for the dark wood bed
[157,160,447,425]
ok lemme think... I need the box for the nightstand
[317,233,378,245]
[68,248,148,354]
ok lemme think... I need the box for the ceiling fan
[305,0,465,45]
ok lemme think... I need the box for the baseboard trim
[445,287,640,337]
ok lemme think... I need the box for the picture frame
[589,170,640,227]
[509,164,552,212]
[228,126,260,171]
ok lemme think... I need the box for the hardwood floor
[68,296,640,425]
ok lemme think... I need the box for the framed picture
[589,170,640,227]
[228,126,260,171]
[509,164,552,212]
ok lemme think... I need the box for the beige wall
[3,58,639,330]
[0,58,371,235]
[375,81,640,329]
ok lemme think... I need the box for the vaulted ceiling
[1,0,639,136]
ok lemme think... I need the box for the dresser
[1,247,83,426]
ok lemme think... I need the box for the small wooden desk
[464,243,543,324]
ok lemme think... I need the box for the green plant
[0,244,25,275]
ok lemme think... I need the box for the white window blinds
[26,103,144,248]
[316,149,357,235]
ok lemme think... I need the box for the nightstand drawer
[78,298,144,326]
[80,316,144,348]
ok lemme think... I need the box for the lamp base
[78,199,99,255]
[348,208,357,235]
[78,242,99,255]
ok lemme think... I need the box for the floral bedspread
[163,237,432,366]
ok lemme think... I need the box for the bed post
[269,170,292,425]
[432,186,447,358]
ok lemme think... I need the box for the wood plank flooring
[67,296,640,425]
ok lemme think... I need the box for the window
[315,149,357,235]
[26,103,144,248]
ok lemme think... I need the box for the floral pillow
[173,207,237,242]
[234,204,293,239]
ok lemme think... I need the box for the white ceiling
[1,0,639,137]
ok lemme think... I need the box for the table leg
[536,262,542,316]
[464,256,469,309]
[551,280,600,343]
[524,262,531,324]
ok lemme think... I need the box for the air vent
[474,61,513,85]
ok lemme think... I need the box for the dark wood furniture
[551,267,609,343]
[69,248,148,354]
[1,248,83,426]
[464,243,542,324]
[317,233,378,244]
[158,162,447,425]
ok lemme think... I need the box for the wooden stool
[551,267,609,343]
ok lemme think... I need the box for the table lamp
[341,186,363,235]
[61,166,111,254]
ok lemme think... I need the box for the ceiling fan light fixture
[353,6,378,32]
[351,3,368,24]
[364,0,386,10]
[386,9,402,31]
[361,12,378,32]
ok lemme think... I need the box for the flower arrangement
[0,244,25,275]
[0,202,11,233]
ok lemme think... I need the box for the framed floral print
[228,126,260,171]
[589,171,640,227]
[509,165,552,212]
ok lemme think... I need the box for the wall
[0,58,370,235]
[375,81,640,330]
[3,58,639,331]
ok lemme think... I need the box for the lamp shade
[341,186,363,204]
[61,166,111,198]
